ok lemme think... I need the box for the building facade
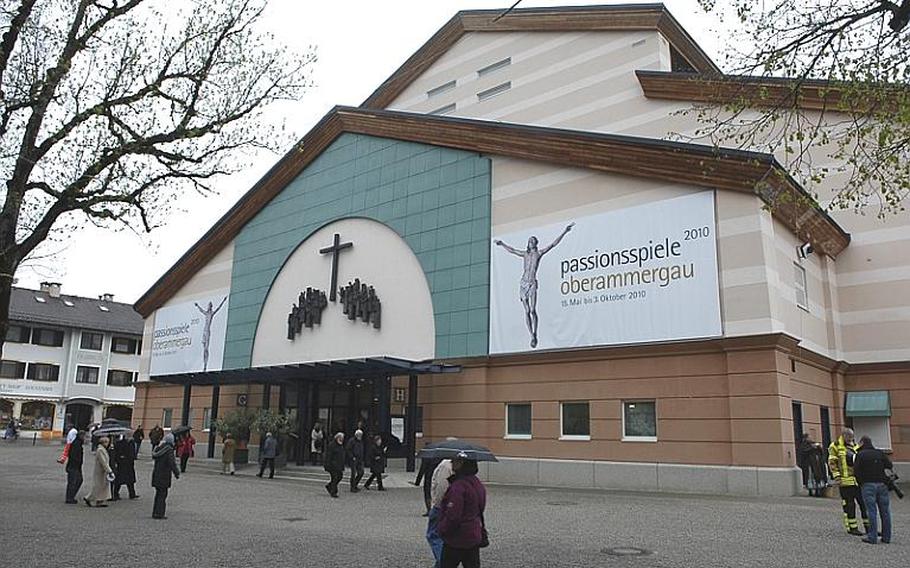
[1,283,143,437]
[131,4,908,495]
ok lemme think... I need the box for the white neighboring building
[0,283,143,438]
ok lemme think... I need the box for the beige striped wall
[390,29,910,365]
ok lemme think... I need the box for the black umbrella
[417,439,498,462]
[92,425,131,437]
[172,425,192,436]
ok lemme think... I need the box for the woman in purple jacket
[437,458,487,568]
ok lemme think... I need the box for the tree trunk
[0,254,18,357]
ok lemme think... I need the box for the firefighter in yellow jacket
[828,428,870,535]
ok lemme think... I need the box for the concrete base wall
[480,456,802,497]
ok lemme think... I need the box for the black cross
[319,233,353,302]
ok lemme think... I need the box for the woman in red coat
[176,433,196,473]
[437,458,487,568]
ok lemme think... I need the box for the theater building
[132,4,908,495]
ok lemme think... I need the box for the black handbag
[479,512,490,548]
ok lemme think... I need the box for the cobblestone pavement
[1,444,907,567]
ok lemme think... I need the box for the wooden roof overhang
[134,106,849,317]
[148,357,461,386]
[637,70,907,112]
[361,3,719,110]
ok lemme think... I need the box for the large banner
[489,192,722,354]
[150,291,230,375]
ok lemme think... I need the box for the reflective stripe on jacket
[827,436,859,486]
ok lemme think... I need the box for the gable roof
[361,3,719,110]
[134,106,849,317]
[11,287,143,335]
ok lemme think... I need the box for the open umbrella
[417,439,498,462]
[172,425,192,436]
[91,425,131,437]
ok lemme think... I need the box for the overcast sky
[17,0,721,304]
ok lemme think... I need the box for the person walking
[828,428,870,535]
[176,432,196,473]
[427,458,454,567]
[257,432,278,479]
[346,429,365,493]
[64,430,85,504]
[149,425,164,452]
[83,436,114,507]
[310,422,324,466]
[438,458,487,568]
[324,432,345,497]
[132,425,145,458]
[363,435,387,491]
[796,433,813,494]
[221,433,236,475]
[855,435,894,544]
[112,435,138,500]
[151,433,180,519]
[806,440,829,497]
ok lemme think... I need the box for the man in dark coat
[345,429,365,493]
[855,435,895,544]
[323,432,345,498]
[132,425,145,458]
[112,435,138,500]
[363,435,386,491]
[151,433,180,519]
[257,432,278,479]
[64,430,85,504]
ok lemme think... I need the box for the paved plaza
[1,443,907,567]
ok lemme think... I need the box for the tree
[0,0,313,352]
[690,1,910,217]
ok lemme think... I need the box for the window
[794,263,808,310]
[426,80,456,98]
[429,103,456,116]
[5,324,30,343]
[505,403,532,439]
[202,407,212,431]
[20,401,54,430]
[477,57,511,77]
[80,331,103,351]
[106,369,134,387]
[111,336,139,354]
[31,327,63,347]
[162,408,173,429]
[623,401,657,441]
[477,81,511,102]
[75,366,99,384]
[0,360,25,379]
[27,363,60,382]
[560,402,590,440]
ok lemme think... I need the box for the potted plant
[253,409,293,467]
[211,407,258,465]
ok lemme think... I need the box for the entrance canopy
[149,356,461,386]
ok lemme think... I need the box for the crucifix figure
[495,223,573,348]
[319,233,353,302]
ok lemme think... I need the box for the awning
[845,391,891,418]
[149,356,461,386]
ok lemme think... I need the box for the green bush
[253,409,293,436]
[211,407,258,443]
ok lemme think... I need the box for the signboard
[150,291,229,375]
[489,192,721,354]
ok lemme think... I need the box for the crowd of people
[57,423,187,520]
[797,428,898,545]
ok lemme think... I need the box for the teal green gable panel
[222,133,491,369]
